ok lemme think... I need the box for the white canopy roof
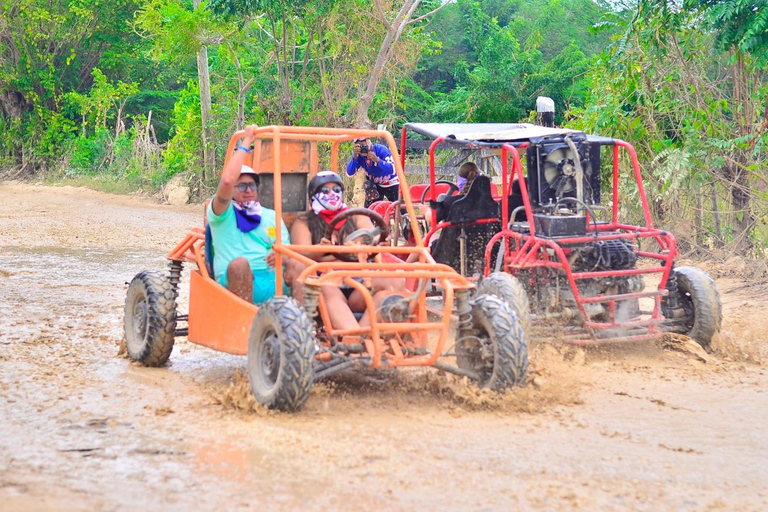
[404,123,584,142]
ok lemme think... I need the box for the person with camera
[346,137,399,207]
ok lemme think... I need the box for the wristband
[236,145,251,153]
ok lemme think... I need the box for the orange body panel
[187,270,258,355]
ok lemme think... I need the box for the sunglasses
[320,185,343,195]
[235,182,258,192]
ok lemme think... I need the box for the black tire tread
[248,296,315,412]
[461,294,528,390]
[477,272,532,336]
[674,266,722,348]
[124,270,176,366]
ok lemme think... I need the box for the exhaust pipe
[536,96,555,128]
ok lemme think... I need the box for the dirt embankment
[1,182,767,512]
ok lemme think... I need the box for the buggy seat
[430,175,501,276]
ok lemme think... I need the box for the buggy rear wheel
[124,271,177,366]
[665,266,722,349]
[247,296,315,412]
[456,294,528,390]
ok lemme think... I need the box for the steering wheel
[324,208,390,262]
[421,181,460,204]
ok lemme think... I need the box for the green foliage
[163,80,203,180]
[9,0,765,256]
[688,0,768,66]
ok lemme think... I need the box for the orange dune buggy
[123,126,528,411]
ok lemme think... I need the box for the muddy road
[1,182,767,511]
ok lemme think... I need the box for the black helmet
[308,171,344,198]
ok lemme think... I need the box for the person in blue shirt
[207,125,290,304]
[346,137,399,207]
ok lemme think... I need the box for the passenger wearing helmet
[207,125,290,304]
[290,171,405,330]
[292,171,361,249]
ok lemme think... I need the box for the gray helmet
[308,171,344,198]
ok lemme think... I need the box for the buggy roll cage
[164,125,475,365]
[400,122,678,344]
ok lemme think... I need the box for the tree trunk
[226,43,254,130]
[711,181,723,248]
[353,0,449,128]
[728,54,754,253]
[694,182,703,247]
[193,0,214,182]
[354,0,418,127]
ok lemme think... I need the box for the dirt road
[1,182,767,511]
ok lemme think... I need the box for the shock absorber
[455,289,473,335]
[665,263,679,309]
[303,277,321,320]
[168,260,183,298]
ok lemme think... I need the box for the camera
[358,141,369,155]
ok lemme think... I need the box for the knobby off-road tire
[669,266,722,349]
[456,294,528,390]
[477,272,532,336]
[124,270,177,366]
[248,296,315,412]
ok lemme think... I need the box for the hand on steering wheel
[324,208,390,262]
[421,180,460,204]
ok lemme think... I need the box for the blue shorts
[218,269,281,305]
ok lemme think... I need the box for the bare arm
[212,125,257,216]
[290,218,337,262]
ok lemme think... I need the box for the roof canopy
[403,122,586,144]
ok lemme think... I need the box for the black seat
[430,176,501,276]
[444,175,500,223]
[507,179,527,222]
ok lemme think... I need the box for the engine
[569,239,638,272]
[523,238,643,322]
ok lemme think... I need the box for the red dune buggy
[398,123,721,347]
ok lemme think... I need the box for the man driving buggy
[290,171,406,330]
[207,126,290,304]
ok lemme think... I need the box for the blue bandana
[232,201,262,233]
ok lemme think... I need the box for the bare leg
[357,289,409,327]
[284,258,306,301]
[323,286,359,330]
[227,257,253,303]
[370,276,407,295]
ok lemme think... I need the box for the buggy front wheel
[124,270,177,366]
[456,294,528,390]
[247,296,315,412]
[663,266,722,349]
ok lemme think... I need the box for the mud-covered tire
[668,266,722,349]
[124,270,177,366]
[247,296,315,412]
[456,294,528,390]
[477,272,531,336]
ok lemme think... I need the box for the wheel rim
[132,300,148,339]
[127,297,149,355]
[456,334,493,382]
[258,330,281,388]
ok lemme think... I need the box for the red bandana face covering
[311,188,348,228]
